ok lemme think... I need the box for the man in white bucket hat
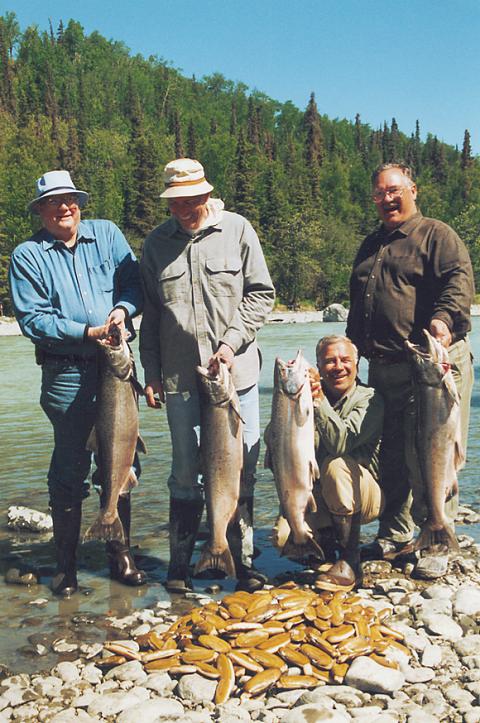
[9,170,146,596]
[140,158,275,593]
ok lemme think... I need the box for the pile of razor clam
[101,582,408,703]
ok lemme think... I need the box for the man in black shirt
[347,163,474,578]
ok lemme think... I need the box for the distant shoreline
[2,306,480,336]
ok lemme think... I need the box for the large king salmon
[194,359,243,578]
[84,327,146,543]
[265,350,322,558]
[405,329,463,552]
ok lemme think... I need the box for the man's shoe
[361,538,415,561]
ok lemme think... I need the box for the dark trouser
[369,337,473,543]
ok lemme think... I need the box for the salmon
[84,326,146,543]
[265,350,322,559]
[405,329,463,551]
[194,360,243,578]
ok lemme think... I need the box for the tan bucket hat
[160,158,214,198]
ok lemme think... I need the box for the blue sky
[5,0,480,153]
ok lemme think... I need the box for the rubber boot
[105,494,146,587]
[315,513,361,592]
[228,497,267,592]
[50,505,82,597]
[165,498,204,593]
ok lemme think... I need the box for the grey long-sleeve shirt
[139,208,275,393]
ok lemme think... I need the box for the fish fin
[86,427,97,453]
[122,469,139,493]
[136,435,147,454]
[443,373,460,403]
[264,422,271,446]
[83,512,126,544]
[307,493,317,513]
[294,395,310,427]
[414,523,459,553]
[229,399,245,424]
[264,446,273,471]
[454,438,465,471]
[194,545,236,578]
[281,532,325,561]
[310,459,320,481]
[130,375,146,397]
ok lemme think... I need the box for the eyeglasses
[372,186,408,203]
[41,194,80,208]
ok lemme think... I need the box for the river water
[1,319,479,673]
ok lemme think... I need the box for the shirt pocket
[88,259,114,292]
[206,256,242,297]
[157,259,188,304]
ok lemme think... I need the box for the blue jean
[165,384,260,502]
[40,357,141,508]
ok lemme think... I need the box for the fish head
[274,350,309,398]
[196,360,233,405]
[97,325,132,379]
[404,329,453,387]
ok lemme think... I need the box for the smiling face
[37,194,81,246]
[317,340,357,401]
[373,168,418,230]
[168,192,211,231]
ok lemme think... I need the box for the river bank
[1,513,480,722]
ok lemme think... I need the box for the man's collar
[40,220,95,249]
[380,210,423,239]
[325,379,358,408]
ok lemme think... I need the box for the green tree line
[1,12,480,314]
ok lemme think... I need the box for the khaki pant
[368,337,473,544]
[272,455,384,550]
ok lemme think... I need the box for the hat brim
[28,189,89,214]
[160,181,213,199]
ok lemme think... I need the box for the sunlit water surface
[1,319,479,673]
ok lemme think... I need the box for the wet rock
[4,568,38,585]
[421,613,463,640]
[361,560,392,576]
[345,656,405,694]
[79,643,103,659]
[117,698,185,722]
[87,687,149,717]
[204,584,222,594]
[454,585,480,616]
[53,640,78,653]
[29,598,49,607]
[177,673,217,703]
[7,506,53,533]
[104,660,147,685]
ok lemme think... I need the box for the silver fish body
[84,332,146,543]
[265,350,321,558]
[194,361,242,578]
[405,329,463,551]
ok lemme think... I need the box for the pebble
[420,643,442,667]
[454,634,480,657]
[454,585,480,615]
[176,673,217,703]
[421,613,464,640]
[345,656,405,694]
[117,698,185,722]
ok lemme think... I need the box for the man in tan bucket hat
[140,158,275,593]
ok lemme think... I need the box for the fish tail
[194,544,236,578]
[414,523,459,552]
[83,513,126,544]
[281,531,325,561]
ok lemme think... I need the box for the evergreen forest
[1,13,480,314]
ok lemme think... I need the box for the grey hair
[371,162,415,187]
[316,335,358,363]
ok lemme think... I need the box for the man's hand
[208,343,235,373]
[430,318,452,348]
[107,307,127,334]
[309,366,324,401]
[86,308,128,342]
[145,379,165,409]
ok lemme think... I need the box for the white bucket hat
[160,158,214,198]
[29,170,89,213]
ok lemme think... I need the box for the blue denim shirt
[9,220,143,357]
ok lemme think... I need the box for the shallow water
[1,320,479,673]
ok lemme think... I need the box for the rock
[117,698,185,722]
[454,586,480,616]
[404,667,435,683]
[7,505,53,532]
[421,613,463,640]
[53,662,80,684]
[421,644,442,668]
[72,689,97,708]
[176,673,217,703]
[53,640,78,653]
[216,700,251,720]
[443,684,475,709]
[87,687,149,717]
[345,656,405,694]
[454,635,480,657]
[464,711,480,723]
[283,705,350,722]
[144,672,176,695]
[4,568,38,585]
[322,303,348,322]
[421,584,453,600]
[104,660,147,684]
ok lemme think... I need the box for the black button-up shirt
[347,212,474,358]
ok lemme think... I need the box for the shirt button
[371,275,375,279]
